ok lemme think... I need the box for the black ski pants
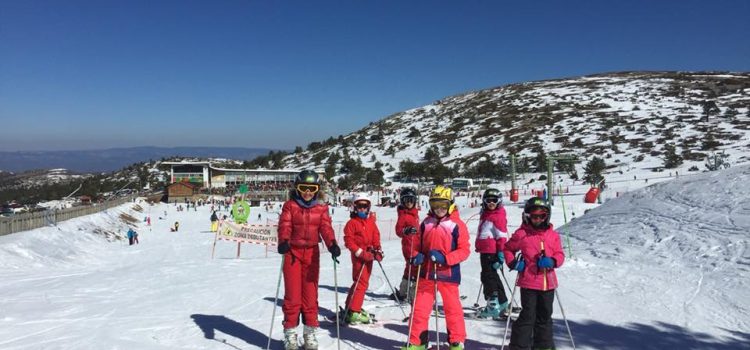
[480,253,508,303]
[509,288,555,350]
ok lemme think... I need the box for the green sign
[239,184,248,194]
[232,200,251,224]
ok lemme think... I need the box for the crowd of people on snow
[274,169,566,350]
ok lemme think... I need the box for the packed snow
[1,167,749,349]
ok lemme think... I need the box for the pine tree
[582,157,606,186]
[662,144,683,169]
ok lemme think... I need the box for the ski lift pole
[558,184,573,258]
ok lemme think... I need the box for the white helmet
[352,193,371,206]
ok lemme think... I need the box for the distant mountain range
[0,147,276,173]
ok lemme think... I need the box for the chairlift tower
[546,155,577,206]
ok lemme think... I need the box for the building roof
[162,161,299,174]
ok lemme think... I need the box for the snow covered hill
[282,71,750,182]
[0,166,748,349]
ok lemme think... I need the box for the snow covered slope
[0,166,749,349]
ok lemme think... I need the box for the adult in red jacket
[404,185,470,350]
[277,170,341,350]
[474,188,509,318]
[503,198,565,350]
[342,193,382,324]
[394,187,420,302]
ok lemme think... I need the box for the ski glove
[537,256,555,269]
[402,226,417,236]
[278,241,291,254]
[369,247,384,262]
[360,251,374,262]
[492,252,505,269]
[509,258,525,272]
[410,253,425,266]
[429,250,447,265]
[328,243,341,258]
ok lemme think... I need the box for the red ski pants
[409,279,466,345]
[345,258,372,313]
[282,246,320,329]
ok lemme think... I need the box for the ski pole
[333,256,341,350]
[501,268,520,350]
[473,284,483,308]
[499,267,520,310]
[405,264,421,347]
[555,289,576,350]
[266,255,285,350]
[341,262,366,325]
[375,259,408,318]
[433,262,440,350]
[406,236,415,304]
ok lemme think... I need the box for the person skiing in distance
[503,197,565,350]
[394,187,420,303]
[474,188,509,319]
[277,170,341,350]
[403,185,470,350]
[342,193,382,324]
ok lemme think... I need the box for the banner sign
[217,221,278,246]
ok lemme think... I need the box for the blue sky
[1,0,748,151]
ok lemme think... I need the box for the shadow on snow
[190,314,282,349]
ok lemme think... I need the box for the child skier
[277,170,341,350]
[503,197,565,350]
[343,193,382,324]
[474,188,509,318]
[404,185,470,350]
[393,187,420,303]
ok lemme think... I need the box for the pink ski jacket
[474,207,508,254]
[503,223,565,291]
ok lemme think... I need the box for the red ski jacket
[503,223,565,291]
[277,199,336,249]
[343,214,381,259]
[395,205,420,259]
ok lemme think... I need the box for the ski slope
[1,167,749,350]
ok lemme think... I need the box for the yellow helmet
[429,185,456,214]
[430,185,453,202]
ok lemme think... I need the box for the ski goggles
[429,199,450,210]
[296,184,319,194]
[527,211,548,220]
[401,195,416,204]
[483,197,500,204]
[354,202,370,210]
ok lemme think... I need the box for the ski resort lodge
[162,161,300,189]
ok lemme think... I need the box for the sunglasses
[429,200,450,210]
[296,184,319,193]
[529,213,547,220]
[483,197,500,204]
[354,202,370,210]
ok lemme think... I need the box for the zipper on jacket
[541,240,548,291]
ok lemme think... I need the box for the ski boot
[283,328,298,350]
[476,297,504,319]
[346,310,371,324]
[400,344,426,350]
[449,342,464,350]
[302,325,318,350]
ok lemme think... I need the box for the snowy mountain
[0,164,747,349]
[282,71,750,181]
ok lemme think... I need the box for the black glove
[328,242,341,258]
[402,226,417,236]
[278,241,291,254]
